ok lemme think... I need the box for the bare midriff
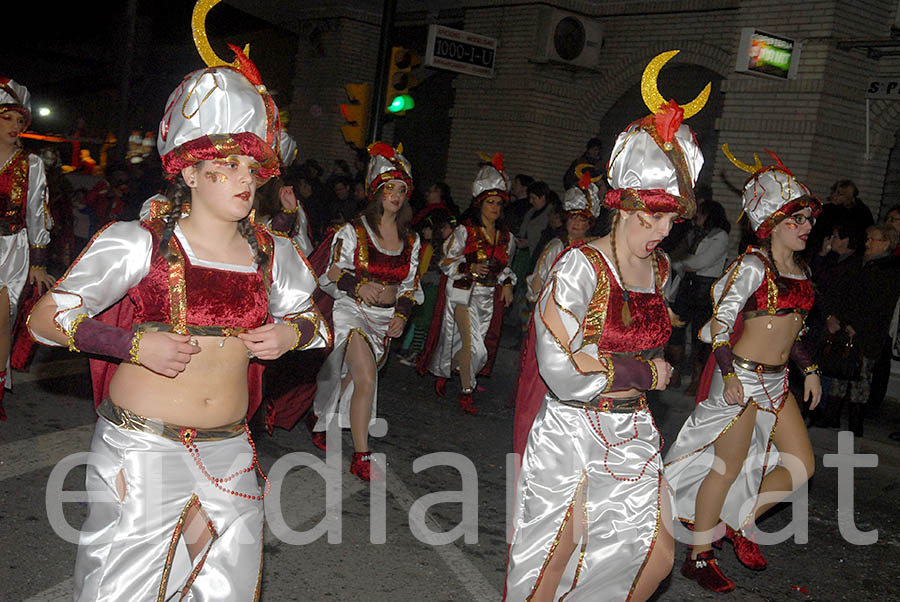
[108,335,250,428]
[370,283,398,306]
[731,313,805,367]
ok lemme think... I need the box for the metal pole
[368,0,396,144]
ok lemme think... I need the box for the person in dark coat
[829,223,900,436]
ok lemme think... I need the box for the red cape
[265,232,335,432]
[694,314,744,405]
[10,283,40,371]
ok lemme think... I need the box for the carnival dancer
[27,3,330,599]
[0,78,54,420]
[525,169,599,303]
[505,50,706,602]
[664,146,822,593]
[418,153,516,415]
[311,142,422,481]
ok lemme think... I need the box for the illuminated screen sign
[735,28,800,80]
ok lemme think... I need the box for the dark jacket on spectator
[836,253,900,358]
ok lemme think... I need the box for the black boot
[848,403,865,438]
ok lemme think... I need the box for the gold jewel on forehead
[641,50,710,118]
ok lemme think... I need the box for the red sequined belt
[558,393,648,413]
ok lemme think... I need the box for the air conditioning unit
[534,9,603,70]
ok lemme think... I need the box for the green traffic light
[387,94,415,113]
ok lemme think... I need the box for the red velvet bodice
[352,220,415,284]
[0,150,29,232]
[128,223,269,329]
[581,245,671,353]
[743,251,815,315]
[462,224,511,274]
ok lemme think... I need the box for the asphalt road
[2,343,900,601]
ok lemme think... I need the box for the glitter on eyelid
[204,171,228,183]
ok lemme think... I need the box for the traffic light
[340,83,371,148]
[385,47,420,115]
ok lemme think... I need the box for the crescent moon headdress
[605,50,708,218]
[366,142,413,200]
[0,78,33,128]
[471,152,510,205]
[157,0,281,181]
[563,165,603,220]
[722,143,821,238]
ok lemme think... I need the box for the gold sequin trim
[66,313,89,352]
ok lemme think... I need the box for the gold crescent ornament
[640,50,711,119]
[192,0,250,68]
[574,163,604,183]
[722,143,763,174]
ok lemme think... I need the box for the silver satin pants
[506,398,669,601]
[664,364,787,530]
[73,417,264,601]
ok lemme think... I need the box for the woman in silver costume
[312,142,422,481]
[505,50,704,602]
[0,78,54,419]
[420,153,516,415]
[27,9,330,600]
[665,147,822,592]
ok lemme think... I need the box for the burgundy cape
[264,232,335,432]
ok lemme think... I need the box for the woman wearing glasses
[665,149,822,592]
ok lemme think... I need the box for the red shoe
[435,377,448,397]
[681,549,735,593]
[350,451,383,482]
[312,431,328,451]
[725,526,766,570]
[458,392,478,415]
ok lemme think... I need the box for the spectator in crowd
[808,179,873,262]
[884,203,900,255]
[563,137,604,190]
[411,181,458,227]
[670,199,731,394]
[331,175,357,224]
[829,223,900,436]
[806,222,864,427]
[504,173,534,234]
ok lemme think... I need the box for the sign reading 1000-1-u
[425,24,497,79]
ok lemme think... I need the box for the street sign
[425,25,496,79]
[867,78,900,99]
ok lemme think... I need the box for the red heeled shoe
[681,549,735,593]
[435,377,448,397]
[350,451,383,481]
[312,432,327,451]
[725,526,766,570]
[458,392,478,415]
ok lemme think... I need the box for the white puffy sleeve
[535,247,611,400]
[32,221,152,346]
[26,154,52,247]
[292,203,313,256]
[500,232,518,286]
[699,252,766,345]
[440,224,468,280]
[527,238,564,302]
[318,223,357,299]
[268,234,332,350]
[398,233,424,305]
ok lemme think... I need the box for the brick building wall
[289,0,900,242]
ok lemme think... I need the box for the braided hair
[158,169,271,279]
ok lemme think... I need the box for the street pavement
[2,342,900,601]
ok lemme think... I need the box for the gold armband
[129,330,145,366]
